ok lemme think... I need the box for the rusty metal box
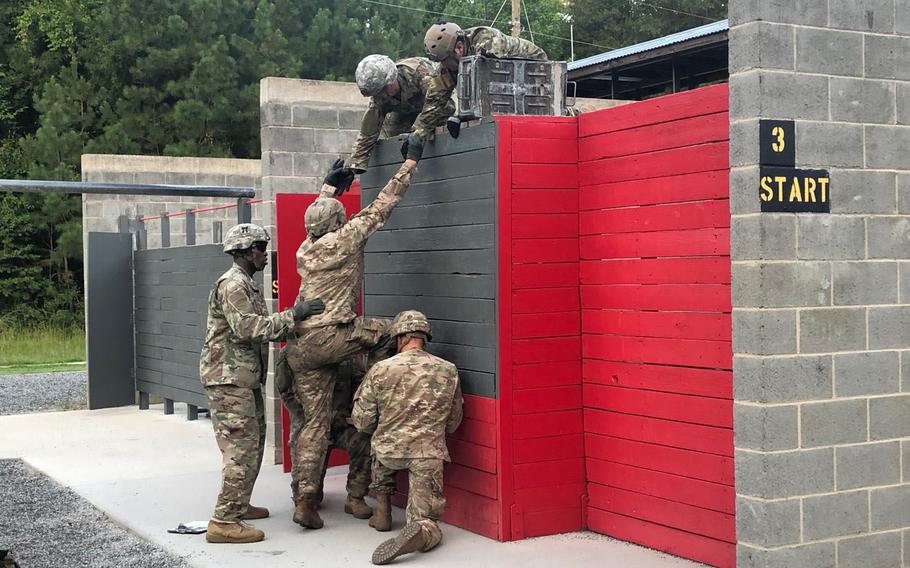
[456,55,568,120]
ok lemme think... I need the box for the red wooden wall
[577,85,735,568]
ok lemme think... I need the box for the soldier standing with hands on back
[200,223,324,544]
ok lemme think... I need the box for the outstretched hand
[324,158,356,196]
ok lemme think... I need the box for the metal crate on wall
[457,56,568,120]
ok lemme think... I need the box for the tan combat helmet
[223,223,269,254]
[424,22,463,62]
[304,197,346,238]
[356,54,398,97]
[389,309,432,341]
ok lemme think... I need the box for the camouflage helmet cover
[424,22,463,62]
[305,197,346,238]
[389,309,432,341]
[223,223,270,254]
[356,54,399,97]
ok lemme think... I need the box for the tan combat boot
[293,496,324,529]
[369,493,392,532]
[371,522,425,565]
[242,505,270,520]
[344,494,373,519]
[205,520,265,544]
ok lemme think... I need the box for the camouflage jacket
[349,57,437,172]
[414,26,548,137]
[295,162,414,329]
[351,348,464,460]
[199,265,295,388]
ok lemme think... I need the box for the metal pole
[570,24,575,62]
[512,0,521,36]
[0,179,255,198]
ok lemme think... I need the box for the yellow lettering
[789,177,803,202]
[760,176,774,202]
[775,176,787,202]
[804,177,817,202]
[772,126,786,153]
[818,177,829,203]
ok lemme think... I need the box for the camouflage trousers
[205,384,266,522]
[276,348,371,500]
[285,316,394,497]
[371,456,445,551]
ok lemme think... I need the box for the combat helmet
[389,310,432,341]
[223,223,269,254]
[305,197,346,238]
[356,54,398,97]
[424,22,463,62]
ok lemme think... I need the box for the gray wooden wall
[360,121,499,398]
[134,245,234,408]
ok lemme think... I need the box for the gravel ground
[0,371,87,416]
[0,459,190,568]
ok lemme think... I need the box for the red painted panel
[510,119,577,139]
[583,335,733,370]
[579,228,730,259]
[580,111,729,162]
[514,483,586,510]
[580,258,730,285]
[520,505,585,538]
[512,337,581,364]
[513,409,584,439]
[585,434,734,486]
[587,458,736,514]
[445,463,498,499]
[513,138,578,163]
[512,288,579,313]
[513,385,582,415]
[463,393,497,424]
[581,284,732,312]
[579,83,729,138]
[514,433,585,463]
[513,457,586,489]
[447,438,498,474]
[512,263,579,289]
[585,408,733,456]
[450,417,497,448]
[512,238,578,263]
[579,200,730,235]
[513,361,581,390]
[587,508,736,568]
[512,312,580,339]
[512,163,578,189]
[583,310,731,341]
[441,486,500,540]
[580,170,729,209]
[580,142,729,185]
[512,213,579,239]
[583,360,732,399]
[512,189,580,213]
[585,383,733,428]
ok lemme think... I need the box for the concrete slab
[0,405,705,568]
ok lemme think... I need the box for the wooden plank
[580,142,729,185]
[582,335,733,370]
[430,342,495,373]
[583,310,731,341]
[512,337,580,364]
[367,148,496,185]
[580,111,729,162]
[512,214,579,239]
[513,386,582,415]
[425,321,495,348]
[362,173,495,207]
[458,370,496,398]
[585,383,733,428]
[580,170,729,210]
[580,284,732,312]
[513,410,583,439]
[380,199,495,231]
[364,273,494,299]
[579,84,729,138]
[579,228,730,259]
[585,434,734,485]
[450,417,497,448]
[512,238,578,263]
[512,288,579,314]
[513,361,581,390]
[367,224,494,252]
[511,190,580,214]
[512,312,579,339]
[139,382,208,409]
[512,263,579,289]
[365,295,494,323]
[509,118,577,139]
[447,438,497,473]
[512,137,578,163]
[368,120,496,167]
[587,458,736,514]
[445,462,498,499]
[440,486,500,539]
[583,360,732,399]
[587,508,736,568]
[520,505,584,538]
[513,458,585,489]
[514,434,585,464]
[463,393,497,423]
[365,250,496,275]
[580,258,730,285]
[513,483,586,510]
[585,408,733,456]
[511,163,577,189]
[580,200,730,235]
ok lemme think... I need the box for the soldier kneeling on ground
[351,310,464,565]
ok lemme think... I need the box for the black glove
[324,158,355,195]
[292,298,325,321]
[400,132,425,162]
[446,117,461,139]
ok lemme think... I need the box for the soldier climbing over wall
[351,310,464,565]
[284,157,419,530]
[199,223,324,544]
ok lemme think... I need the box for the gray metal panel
[365,250,495,275]
[366,224,494,252]
[367,120,496,168]
[364,274,495,299]
[362,173,496,206]
[87,232,135,409]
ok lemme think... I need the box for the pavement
[0,404,704,568]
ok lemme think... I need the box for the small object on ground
[167,521,208,535]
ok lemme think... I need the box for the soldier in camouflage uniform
[400,22,548,161]
[346,54,443,175]
[275,348,371,512]
[285,158,418,529]
[351,310,464,565]
[200,223,324,544]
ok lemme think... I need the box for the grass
[0,325,85,375]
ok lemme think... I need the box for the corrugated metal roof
[568,19,728,72]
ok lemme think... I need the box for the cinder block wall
[729,2,910,566]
